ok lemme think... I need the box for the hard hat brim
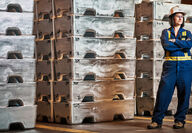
[169,12,186,18]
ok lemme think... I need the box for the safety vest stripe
[182,31,186,36]
[165,56,191,61]
[165,57,191,59]
[165,52,191,61]
[165,58,192,61]
[167,30,171,39]
[166,30,171,57]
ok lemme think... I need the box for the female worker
[147,6,192,129]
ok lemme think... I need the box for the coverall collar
[169,26,185,39]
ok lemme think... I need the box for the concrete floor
[4,115,192,133]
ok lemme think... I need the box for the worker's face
[174,13,184,26]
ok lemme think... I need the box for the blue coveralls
[152,27,192,125]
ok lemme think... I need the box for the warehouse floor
[5,115,192,133]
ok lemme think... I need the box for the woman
[147,6,192,129]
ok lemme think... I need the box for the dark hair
[169,13,185,28]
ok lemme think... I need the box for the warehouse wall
[182,0,192,4]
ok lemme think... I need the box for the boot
[173,121,184,129]
[147,122,162,129]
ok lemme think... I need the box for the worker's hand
[169,39,176,42]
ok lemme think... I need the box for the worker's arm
[161,29,183,51]
[175,30,192,49]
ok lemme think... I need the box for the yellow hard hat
[169,6,186,17]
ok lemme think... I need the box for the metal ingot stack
[34,0,55,122]
[135,0,192,116]
[34,0,136,124]
[135,0,181,4]
[0,0,36,130]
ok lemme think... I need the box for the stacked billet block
[34,0,54,122]
[135,0,192,116]
[34,0,136,124]
[0,0,36,131]
[53,0,136,124]
[135,0,181,4]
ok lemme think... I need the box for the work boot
[147,122,162,129]
[173,121,184,129]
